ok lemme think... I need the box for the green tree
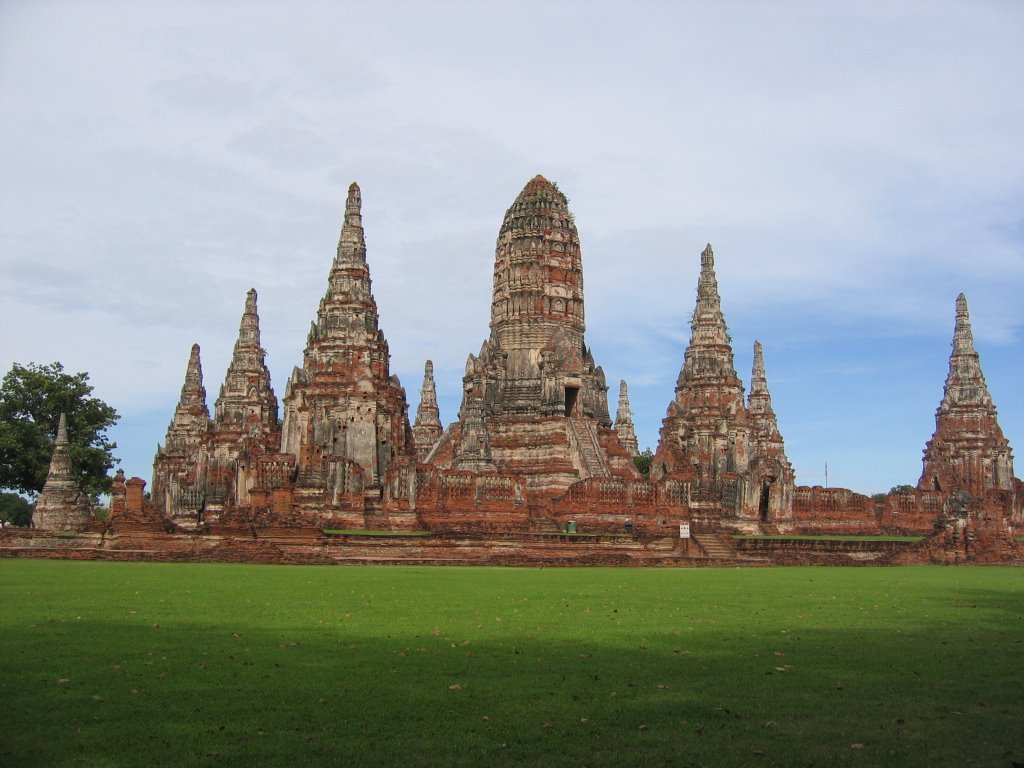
[633,447,655,478]
[0,491,33,526]
[0,362,119,499]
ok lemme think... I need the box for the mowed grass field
[1,561,1021,768]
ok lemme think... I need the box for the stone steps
[567,419,610,479]
[692,532,736,559]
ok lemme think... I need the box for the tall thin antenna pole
[825,461,829,488]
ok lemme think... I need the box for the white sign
[679,522,690,539]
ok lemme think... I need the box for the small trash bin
[566,521,577,534]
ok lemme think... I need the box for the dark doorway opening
[564,386,580,417]
[759,480,771,523]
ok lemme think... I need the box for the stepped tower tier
[281,183,414,491]
[412,360,443,461]
[614,380,640,457]
[33,413,92,531]
[919,293,1014,497]
[151,343,211,514]
[425,176,635,495]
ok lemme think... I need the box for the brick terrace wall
[791,486,880,534]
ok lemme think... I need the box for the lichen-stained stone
[280,183,414,505]
[919,293,1015,497]
[32,413,92,531]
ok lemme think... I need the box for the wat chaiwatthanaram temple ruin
[13,176,1023,565]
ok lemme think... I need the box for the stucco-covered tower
[33,414,92,531]
[281,183,413,498]
[919,293,1014,497]
[412,360,442,461]
[151,343,210,515]
[429,176,632,493]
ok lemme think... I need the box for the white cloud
[1,0,1021,494]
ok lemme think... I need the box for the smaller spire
[919,292,1014,493]
[747,341,778,423]
[214,289,278,431]
[750,341,768,394]
[614,380,639,457]
[161,344,210,453]
[952,292,975,356]
[42,413,76,490]
[747,341,791,471]
[32,413,91,531]
[336,182,366,264]
[941,292,991,409]
[413,360,443,460]
[179,344,208,414]
[677,242,734,387]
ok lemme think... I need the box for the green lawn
[1,561,1021,768]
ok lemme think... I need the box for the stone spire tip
[522,174,557,195]
[346,182,362,213]
[55,412,69,445]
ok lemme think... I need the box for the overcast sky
[1,0,1021,495]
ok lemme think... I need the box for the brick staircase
[693,532,737,560]
[567,419,610,478]
[362,487,388,530]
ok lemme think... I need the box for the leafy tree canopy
[0,492,33,526]
[0,362,119,499]
[633,447,655,478]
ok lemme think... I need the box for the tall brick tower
[653,245,792,521]
[280,183,413,495]
[205,288,281,508]
[746,341,794,520]
[654,245,749,482]
[412,360,442,461]
[431,176,633,493]
[151,343,210,517]
[919,293,1014,497]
